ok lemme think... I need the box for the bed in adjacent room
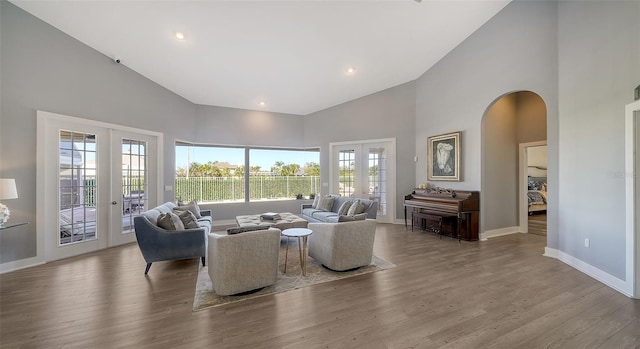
[527,167,547,215]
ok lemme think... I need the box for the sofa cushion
[198,216,212,224]
[176,210,199,229]
[317,195,335,212]
[227,225,271,235]
[302,208,323,217]
[157,212,185,230]
[142,209,162,225]
[312,211,338,221]
[174,200,202,218]
[337,200,352,216]
[157,202,176,214]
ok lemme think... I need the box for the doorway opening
[481,91,547,240]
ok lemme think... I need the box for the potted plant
[296,193,303,200]
[309,193,316,200]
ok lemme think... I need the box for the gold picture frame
[427,131,461,181]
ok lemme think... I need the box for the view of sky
[175,146,319,171]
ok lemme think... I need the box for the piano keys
[404,187,480,241]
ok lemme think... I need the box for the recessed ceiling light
[346,67,356,74]
[259,101,266,107]
[175,32,185,40]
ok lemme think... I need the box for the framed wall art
[427,131,461,181]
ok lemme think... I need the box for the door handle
[111,201,118,205]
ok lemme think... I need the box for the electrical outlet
[585,238,590,248]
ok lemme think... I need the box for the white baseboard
[0,256,44,274]
[544,247,632,297]
[481,226,521,241]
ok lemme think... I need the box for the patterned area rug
[193,240,395,311]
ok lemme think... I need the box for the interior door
[110,130,158,246]
[330,139,395,223]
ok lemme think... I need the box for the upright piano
[404,187,480,241]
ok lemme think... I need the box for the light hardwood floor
[528,213,547,236]
[2,224,639,348]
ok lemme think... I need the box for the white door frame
[518,141,547,234]
[625,99,640,298]
[329,138,396,223]
[37,111,163,262]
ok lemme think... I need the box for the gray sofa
[134,202,212,274]
[301,195,378,223]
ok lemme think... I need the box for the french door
[330,139,396,223]
[38,111,160,261]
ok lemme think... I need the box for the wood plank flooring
[2,224,639,348]
[528,213,547,236]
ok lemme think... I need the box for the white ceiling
[11,0,510,115]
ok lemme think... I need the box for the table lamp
[0,179,18,226]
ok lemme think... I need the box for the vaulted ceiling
[11,0,510,115]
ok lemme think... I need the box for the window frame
[175,141,320,203]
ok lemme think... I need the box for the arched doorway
[480,91,547,240]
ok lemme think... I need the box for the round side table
[281,228,313,276]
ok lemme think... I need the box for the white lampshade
[0,179,18,200]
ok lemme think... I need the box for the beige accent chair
[308,219,377,271]
[208,228,281,296]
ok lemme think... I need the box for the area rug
[193,241,395,311]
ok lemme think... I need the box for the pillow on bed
[528,177,547,191]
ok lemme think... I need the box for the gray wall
[303,81,416,221]
[517,91,547,144]
[194,105,304,147]
[193,105,309,221]
[0,1,198,263]
[415,1,559,238]
[482,94,519,231]
[557,1,640,279]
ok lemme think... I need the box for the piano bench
[412,211,457,239]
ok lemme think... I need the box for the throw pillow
[176,210,199,229]
[317,195,335,212]
[347,199,360,216]
[174,200,202,219]
[227,225,271,235]
[157,212,185,231]
[337,201,352,216]
[338,213,368,222]
[354,201,367,214]
[311,194,320,209]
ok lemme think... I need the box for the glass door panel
[331,140,395,223]
[338,149,356,197]
[58,130,98,246]
[367,146,387,217]
[110,130,157,246]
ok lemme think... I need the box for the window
[175,143,319,203]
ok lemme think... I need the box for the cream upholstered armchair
[308,219,377,271]
[208,227,281,296]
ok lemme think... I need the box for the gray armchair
[133,202,211,274]
[208,228,281,296]
[308,219,377,271]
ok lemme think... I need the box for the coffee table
[235,212,308,230]
[282,228,313,276]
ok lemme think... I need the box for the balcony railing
[175,176,320,203]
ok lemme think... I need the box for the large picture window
[175,143,319,203]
